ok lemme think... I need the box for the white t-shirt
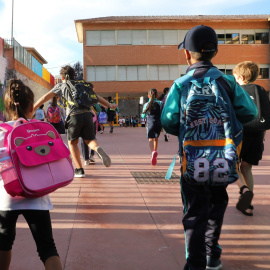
[0,121,53,211]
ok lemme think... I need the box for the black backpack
[66,80,98,109]
[242,84,270,131]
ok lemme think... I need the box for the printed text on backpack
[0,119,74,197]
[180,69,243,186]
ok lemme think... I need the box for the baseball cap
[178,25,218,53]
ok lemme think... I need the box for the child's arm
[161,83,181,136]
[34,91,56,112]
[97,95,118,109]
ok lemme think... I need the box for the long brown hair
[4,79,34,121]
[143,88,158,114]
[51,96,58,107]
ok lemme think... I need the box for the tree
[72,61,83,80]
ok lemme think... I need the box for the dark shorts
[146,123,162,139]
[0,210,59,264]
[66,112,95,141]
[107,110,116,122]
[240,131,265,165]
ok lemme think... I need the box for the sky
[0,0,270,76]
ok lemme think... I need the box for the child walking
[161,25,257,270]
[0,79,62,270]
[233,61,269,216]
[141,88,163,166]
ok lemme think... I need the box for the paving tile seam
[107,132,182,267]
[62,186,82,269]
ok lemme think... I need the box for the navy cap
[178,25,218,53]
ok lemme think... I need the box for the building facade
[75,15,270,102]
[1,38,55,114]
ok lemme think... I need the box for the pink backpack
[0,119,74,198]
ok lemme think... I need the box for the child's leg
[68,139,82,169]
[23,210,62,270]
[181,178,209,270]
[148,138,154,152]
[0,250,12,270]
[0,210,19,270]
[205,186,228,259]
[153,138,158,152]
[80,139,89,161]
[85,139,111,167]
[240,161,254,191]
[45,256,62,270]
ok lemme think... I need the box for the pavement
[9,127,270,270]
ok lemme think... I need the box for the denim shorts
[66,112,95,141]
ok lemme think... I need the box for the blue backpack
[98,112,107,124]
[167,68,243,186]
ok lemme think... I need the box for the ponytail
[143,88,158,114]
[4,79,34,121]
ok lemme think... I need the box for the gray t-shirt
[51,82,89,116]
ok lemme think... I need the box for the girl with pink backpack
[0,79,62,270]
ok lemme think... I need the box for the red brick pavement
[8,128,270,270]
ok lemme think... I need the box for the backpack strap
[0,123,13,133]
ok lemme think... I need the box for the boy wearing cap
[161,25,257,270]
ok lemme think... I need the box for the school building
[0,37,55,116]
[74,15,270,116]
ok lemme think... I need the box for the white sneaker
[100,130,104,134]
[84,160,90,165]
[89,155,95,163]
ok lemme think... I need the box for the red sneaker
[151,151,158,166]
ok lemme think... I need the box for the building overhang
[75,21,84,43]
[25,47,47,64]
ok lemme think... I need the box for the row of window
[87,65,269,82]
[217,33,269,44]
[86,30,269,46]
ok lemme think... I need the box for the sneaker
[84,160,90,165]
[74,168,85,178]
[206,256,222,270]
[96,146,111,167]
[100,130,104,134]
[89,155,96,163]
[110,127,113,133]
[151,151,158,166]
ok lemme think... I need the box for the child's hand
[110,104,118,109]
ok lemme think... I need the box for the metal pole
[11,0,14,41]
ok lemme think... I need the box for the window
[149,30,163,45]
[255,33,269,44]
[100,31,115,45]
[118,66,147,81]
[258,68,269,79]
[226,33,239,44]
[87,66,116,81]
[148,30,178,45]
[218,33,239,44]
[86,31,101,45]
[218,34,225,44]
[241,34,255,44]
[163,30,178,45]
[117,30,132,45]
[149,65,179,80]
[132,30,147,45]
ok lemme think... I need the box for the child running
[141,88,163,166]
[0,79,62,270]
[233,61,269,216]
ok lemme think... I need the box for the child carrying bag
[242,84,270,131]
[0,119,74,198]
